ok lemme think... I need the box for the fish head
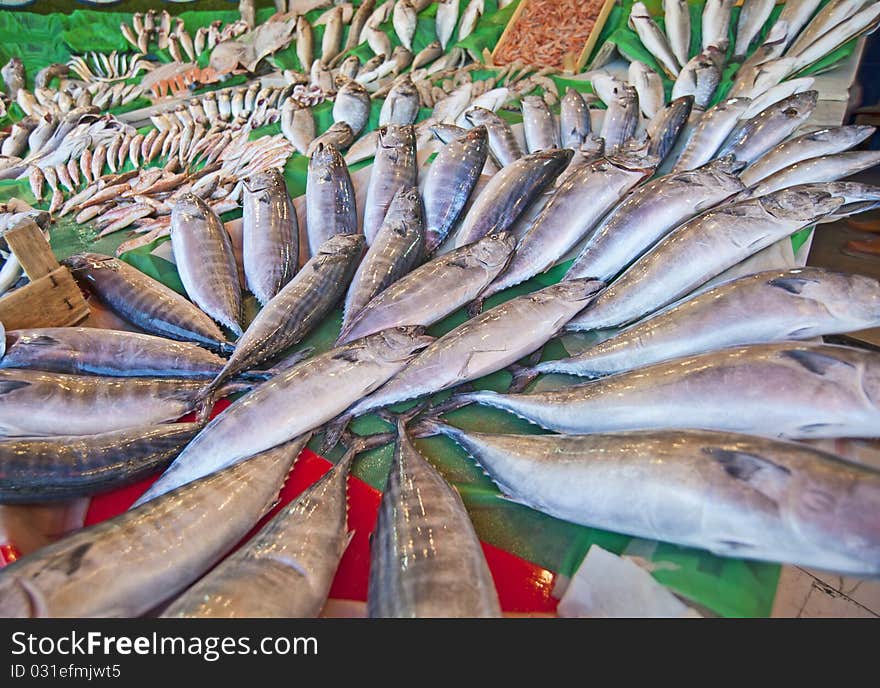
[530,278,605,305]
[833,273,880,323]
[315,232,365,263]
[378,123,415,148]
[463,106,495,127]
[243,167,286,194]
[308,141,343,172]
[0,576,42,618]
[774,89,818,118]
[530,147,575,171]
[469,232,517,269]
[367,326,434,362]
[762,188,844,223]
[62,252,119,273]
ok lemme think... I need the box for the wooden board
[4,220,60,280]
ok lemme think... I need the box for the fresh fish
[423,126,489,253]
[343,279,604,419]
[342,187,424,330]
[521,95,559,152]
[363,124,417,244]
[162,438,349,618]
[368,421,501,618]
[589,70,627,107]
[242,169,298,306]
[135,327,433,505]
[1,58,25,100]
[787,0,871,58]
[739,19,792,73]
[458,0,484,41]
[482,154,652,299]
[644,95,694,163]
[0,368,244,437]
[540,267,880,379]
[393,0,418,51]
[742,125,876,187]
[307,121,355,156]
[170,194,243,336]
[321,6,344,64]
[204,234,364,397]
[672,96,752,172]
[431,82,473,124]
[559,88,591,149]
[600,85,639,152]
[464,106,523,166]
[629,2,681,77]
[793,3,880,72]
[629,61,665,119]
[565,187,844,331]
[333,79,371,136]
[296,16,314,71]
[717,91,817,164]
[337,233,515,344]
[741,76,816,119]
[379,75,420,126]
[773,0,823,51]
[436,0,460,50]
[64,253,231,352]
[345,0,376,53]
[748,149,880,198]
[0,438,303,617]
[463,342,880,441]
[0,327,230,378]
[702,0,735,51]
[306,143,357,257]
[281,99,316,155]
[451,148,572,249]
[365,24,392,59]
[0,423,201,503]
[412,40,444,69]
[730,56,798,99]
[424,423,880,576]
[664,0,691,68]
[338,55,361,80]
[566,157,744,284]
[672,52,721,110]
[734,0,776,59]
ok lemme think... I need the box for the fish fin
[767,276,817,294]
[495,492,534,508]
[332,348,362,364]
[782,349,855,376]
[786,326,818,339]
[321,414,352,454]
[466,298,484,317]
[0,379,30,395]
[18,333,60,347]
[796,423,839,436]
[703,447,791,503]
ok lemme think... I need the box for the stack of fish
[1,1,880,619]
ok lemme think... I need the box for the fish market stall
[0,0,879,619]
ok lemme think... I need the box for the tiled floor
[773,567,880,618]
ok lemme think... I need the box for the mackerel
[305,143,357,257]
[672,96,751,172]
[363,125,417,244]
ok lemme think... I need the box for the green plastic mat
[6,2,856,616]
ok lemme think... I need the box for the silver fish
[170,194,242,336]
[0,438,302,617]
[412,40,444,69]
[337,233,515,345]
[664,0,691,67]
[307,121,355,156]
[423,125,489,253]
[436,0,460,50]
[306,143,357,257]
[344,278,604,418]
[0,423,201,503]
[281,99,316,155]
[135,327,433,505]
[64,253,231,352]
[333,79,371,136]
[742,125,876,187]
[379,75,420,125]
[162,438,350,618]
[565,187,844,331]
[464,106,523,166]
[644,94,694,163]
[451,148,572,249]
[365,24,392,58]
[544,267,880,378]
[565,157,744,284]
[463,342,880,441]
[773,0,823,51]
[363,124,417,244]
[0,326,230,378]
[458,0,484,41]
[629,1,681,77]
[1,57,25,100]
[559,88,592,149]
[672,51,721,110]
[392,0,418,51]
[600,85,639,152]
[521,95,559,152]
[793,3,880,72]
[321,6,344,64]
[739,19,792,73]
[345,0,376,53]
[672,96,751,172]
[717,90,817,164]
[629,61,665,119]
[339,55,361,80]
[748,150,880,198]
[242,168,298,306]
[204,234,364,397]
[342,187,424,330]
[368,421,501,618]
[741,76,816,119]
[296,16,314,71]
[425,422,880,576]
[787,0,871,58]
[702,0,735,51]
[482,154,652,299]
[734,0,776,59]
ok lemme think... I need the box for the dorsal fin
[703,447,791,504]
[782,349,855,375]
